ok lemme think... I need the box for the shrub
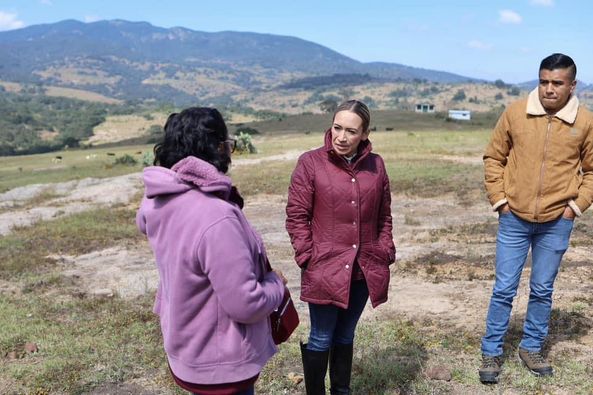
[507,86,521,96]
[452,90,466,102]
[494,79,507,89]
[141,151,155,167]
[236,126,260,135]
[236,132,257,154]
[319,99,338,113]
[114,154,138,166]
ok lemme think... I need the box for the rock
[287,372,304,385]
[6,351,18,360]
[24,342,38,353]
[426,366,452,381]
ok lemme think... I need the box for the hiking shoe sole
[518,355,554,377]
[479,372,499,384]
[520,362,553,377]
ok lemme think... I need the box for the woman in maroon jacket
[286,100,395,395]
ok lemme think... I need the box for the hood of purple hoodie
[143,156,232,199]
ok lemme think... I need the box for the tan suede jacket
[484,88,593,222]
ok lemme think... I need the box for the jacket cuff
[492,198,508,212]
[568,199,583,217]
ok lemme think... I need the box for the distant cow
[52,156,62,164]
[135,151,142,155]
[106,152,116,156]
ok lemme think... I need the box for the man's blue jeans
[307,281,369,351]
[481,211,574,356]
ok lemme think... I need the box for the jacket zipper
[535,116,552,220]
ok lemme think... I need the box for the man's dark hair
[153,107,231,172]
[540,53,577,81]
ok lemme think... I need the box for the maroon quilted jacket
[286,130,396,308]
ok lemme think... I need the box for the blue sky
[0,0,591,83]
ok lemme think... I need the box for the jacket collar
[526,87,579,124]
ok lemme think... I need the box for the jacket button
[351,178,356,183]
[352,244,357,249]
[351,200,355,204]
[345,264,350,269]
[352,221,356,225]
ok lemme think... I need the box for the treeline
[279,73,386,90]
[0,90,136,156]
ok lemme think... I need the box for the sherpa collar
[526,87,579,124]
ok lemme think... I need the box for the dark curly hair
[153,107,231,173]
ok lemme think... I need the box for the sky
[0,0,592,83]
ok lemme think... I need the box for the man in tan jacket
[479,53,593,384]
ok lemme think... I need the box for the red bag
[270,286,299,344]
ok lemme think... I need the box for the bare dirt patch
[56,245,158,299]
[0,173,143,235]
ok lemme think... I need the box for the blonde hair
[333,100,371,132]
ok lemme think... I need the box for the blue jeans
[481,211,574,356]
[307,281,369,351]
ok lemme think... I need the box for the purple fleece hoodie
[136,156,285,385]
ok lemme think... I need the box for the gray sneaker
[479,355,502,384]
[518,348,553,377]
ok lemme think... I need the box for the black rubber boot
[329,343,353,395]
[300,342,329,395]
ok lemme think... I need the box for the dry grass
[2,128,593,394]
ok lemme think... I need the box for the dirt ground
[3,154,593,393]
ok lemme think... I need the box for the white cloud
[530,0,554,6]
[499,9,522,24]
[40,0,53,5]
[0,11,25,31]
[84,15,101,23]
[468,40,492,50]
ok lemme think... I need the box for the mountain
[0,19,477,106]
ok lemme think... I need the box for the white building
[415,103,435,113]
[448,110,471,121]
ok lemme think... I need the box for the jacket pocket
[308,244,333,269]
[370,241,390,264]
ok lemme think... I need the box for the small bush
[141,152,155,167]
[452,89,466,102]
[114,154,138,166]
[507,86,521,96]
[236,132,258,154]
[236,126,260,135]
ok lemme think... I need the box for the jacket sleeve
[378,157,396,264]
[196,217,285,324]
[135,198,147,235]
[574,119,593,213]
[285,154,315,268]
[483,110,512,210]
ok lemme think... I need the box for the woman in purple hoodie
[136,107,286,395]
